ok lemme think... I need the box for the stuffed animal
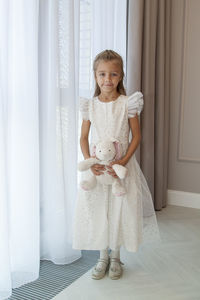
[78,138,128,197]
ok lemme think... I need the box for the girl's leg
[92,247,109,280]
[110,247,120,259]
[100,247,109,260]
[109,246,123,279]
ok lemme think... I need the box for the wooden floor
[53,205,200,300]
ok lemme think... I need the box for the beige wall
[168,0,200,194]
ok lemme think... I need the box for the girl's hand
[91,164,105,176]
[106,160,126,178]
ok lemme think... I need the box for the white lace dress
[72,92,161,252]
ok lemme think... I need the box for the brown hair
[93,49,126,97]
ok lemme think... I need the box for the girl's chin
[102,86,114,90]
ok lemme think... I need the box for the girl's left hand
[106,160,125,178]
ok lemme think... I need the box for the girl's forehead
[96,60,121,72]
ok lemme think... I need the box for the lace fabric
[73,92,161,252]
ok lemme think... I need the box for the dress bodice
[79,92,144,155]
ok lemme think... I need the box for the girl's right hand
[90,164,105,176]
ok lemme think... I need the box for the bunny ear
[110,137,120,143]
[113,141,122,160]
[91,145,96,157]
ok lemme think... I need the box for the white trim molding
[167,189,200,209]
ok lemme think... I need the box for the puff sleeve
[79,97,90,121]
[128,91,144,118]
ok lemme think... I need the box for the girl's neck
[98,92,121,102]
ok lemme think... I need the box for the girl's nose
[105,74,111,81]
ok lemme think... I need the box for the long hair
[93,50,126,97]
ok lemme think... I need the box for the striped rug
[8,250,99,300]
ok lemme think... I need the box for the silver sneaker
[91,258,110,280]
[108,257,124,280]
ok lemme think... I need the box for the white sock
[100,248,109,260]
[110,248,121,271]
[95,248,109,270]
[110,249,120,259]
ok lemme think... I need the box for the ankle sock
[100,248,109,260]
[109,248,122,272]
[94,248,109,271]
[110,248,120,259]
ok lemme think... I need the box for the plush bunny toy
[78,138,128,197]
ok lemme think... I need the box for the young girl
[72,50,160,280]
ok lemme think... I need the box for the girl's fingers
[109,174,118,178]
[93,164,105,170]
[106,166,113,171]
[107,170,118,178]
[91,165,105,175]
[91,164,118,177]
[96,172,104,176]
[93,168,104,174]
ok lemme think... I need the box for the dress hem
[72,242,143,253]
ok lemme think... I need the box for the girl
[72,50,160,280]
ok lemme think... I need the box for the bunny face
[95,141,116,161]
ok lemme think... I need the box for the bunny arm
[112,164,128,179]
[78,157,100,171]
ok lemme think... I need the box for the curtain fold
[127,0,171,210]
[38,0,81,265]
[0,0,81,298]
[0,1,40,298]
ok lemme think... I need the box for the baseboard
[167,189,200,209]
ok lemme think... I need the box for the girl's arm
[107,114,141,177]
[120,114,141,165]
[80,120,91,159]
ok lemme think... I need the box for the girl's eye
[111,73,118,76]
[99,73,105,76]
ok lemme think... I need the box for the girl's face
[95,60,122,94]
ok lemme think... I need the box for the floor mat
[8,250,99,300]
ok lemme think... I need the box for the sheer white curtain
[0,0,127,298]
[0,0,80,299]
[91,0,127,93]
[0,1,40,299]
[92,0,127,60]
[38,0,81,265]
[79,0,127,99]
